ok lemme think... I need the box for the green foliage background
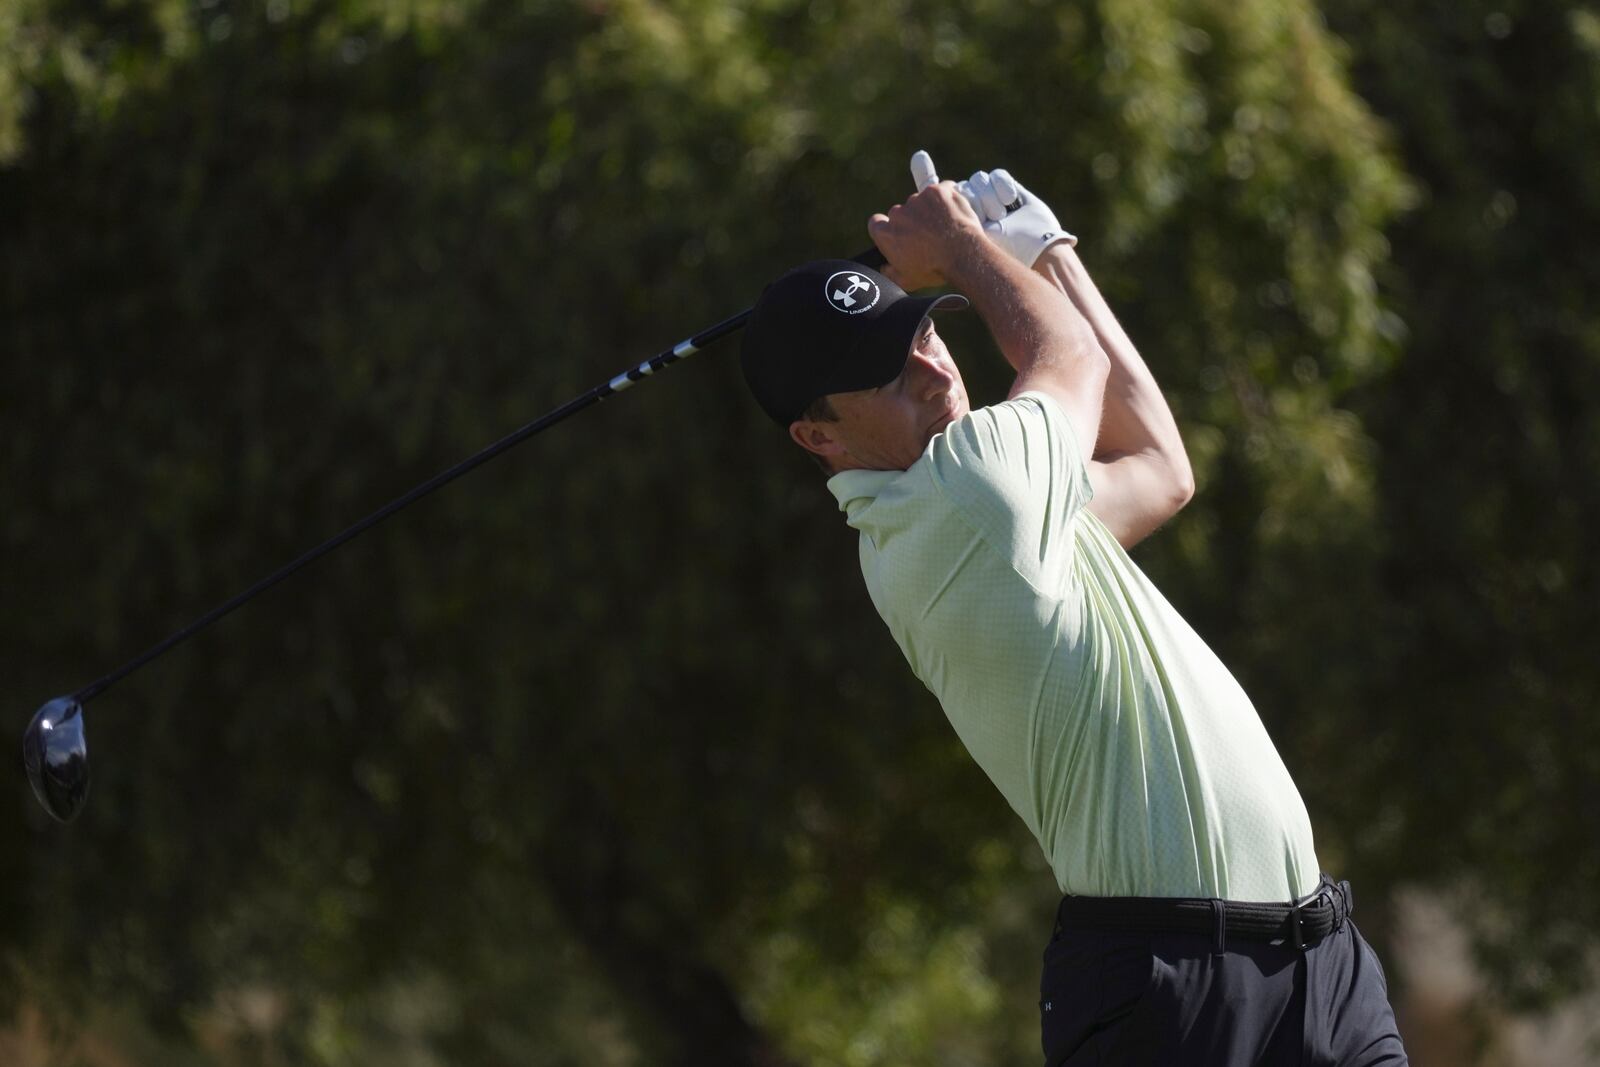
[1,0,1595,1062]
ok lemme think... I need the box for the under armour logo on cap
[824,270,881,315]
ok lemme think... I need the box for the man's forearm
[942,232,1104,389]
[1036,244,1191,478]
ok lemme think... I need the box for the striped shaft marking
[604,338,700,395]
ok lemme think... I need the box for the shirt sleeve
[924,391,1094,592]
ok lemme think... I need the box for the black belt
[1054,877,1353,953]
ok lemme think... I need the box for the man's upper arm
[1008,348,1108,471]
[1009,360,1193,552]
[1084,451,1196,550]
[928,395,1095,589]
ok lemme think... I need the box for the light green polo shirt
[827,392,1318,902]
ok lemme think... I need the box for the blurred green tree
[1322,0,1600,1010]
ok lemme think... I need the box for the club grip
[851,246,887,270]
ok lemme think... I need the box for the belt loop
[1209,899,1226,957]
[1288,897,1307,951]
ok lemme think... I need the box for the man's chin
[925,403,966,443]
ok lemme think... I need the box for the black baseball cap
[740,259,968,425]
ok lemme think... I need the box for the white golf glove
[962,168,1076,267]
[910,151,1076,269]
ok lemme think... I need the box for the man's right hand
[867,181,987,291]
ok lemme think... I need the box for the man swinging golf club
[740,153,1409,1066]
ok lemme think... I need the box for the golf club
[22,247,889,823]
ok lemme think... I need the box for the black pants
[1039,879,1408,1066]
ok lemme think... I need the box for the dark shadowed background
[3,0,1597,1063]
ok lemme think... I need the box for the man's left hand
[960,168,1077,268]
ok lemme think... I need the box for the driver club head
[23,696,89,822]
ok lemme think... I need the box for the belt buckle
[1288,888,1329,951]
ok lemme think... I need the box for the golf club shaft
[71,247,888,706]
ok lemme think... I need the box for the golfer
[740,154,1409,1066]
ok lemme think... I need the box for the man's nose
[909,346,954,393]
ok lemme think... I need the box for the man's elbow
[1166,457,1196,514]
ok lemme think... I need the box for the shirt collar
[826,468,905,522]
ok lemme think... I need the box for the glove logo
[824,271,881,315]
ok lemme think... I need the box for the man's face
[790,318,970,473]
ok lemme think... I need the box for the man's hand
[867,181,986,291]
[874,152,1078,284]
[959,168,1077,268]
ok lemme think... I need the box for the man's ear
[788,417,848,461]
